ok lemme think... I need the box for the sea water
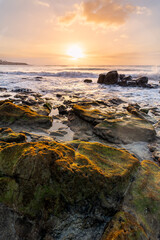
[0,64,160,108]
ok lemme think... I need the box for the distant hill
[0,59,28,65]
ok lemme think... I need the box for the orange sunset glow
[0,0,160,65]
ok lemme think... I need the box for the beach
[0,64,160,240]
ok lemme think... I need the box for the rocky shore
[0,81,159,240]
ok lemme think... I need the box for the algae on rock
[0,102,52,128]
[0,141,139,219]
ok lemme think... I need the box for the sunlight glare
[67,44,84,60]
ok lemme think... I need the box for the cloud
[35,0,50,8]
[58,0,151,27]
[59,11,77,25]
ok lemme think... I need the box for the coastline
[0,67,159,240]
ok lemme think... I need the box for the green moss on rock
[123,160,160,240]
[0,127,26,143]
[101,211,148,240]
[0,102,52,127]
[0,141,139,219]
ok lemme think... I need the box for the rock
[84,79,92,83]
[98,71,118,85]
[0,87,7,92]
[101,211,147,240]
[94,116,156,144]
[72,104,107,124]
[119,74,125,80]
[152,150,160,163]
[58,105,68,115]
[49,130,67,137]
[56,94,62,98]
[0,101,52,128]
[12,88,33,93]
[43,102,52,112]
[0,141,139,219]
[97,74,105,83]
[72,104,156,144]
[104,71,118,84]
[127,80,137,87]
[122,160,160,240]
[108,98,126,105]
[136,76,148,87]
[0,94,11,98]
[0,128,26,143]
[123,75,133,81]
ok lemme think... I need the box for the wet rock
[97,74,105,84]
[56,94,62,98]
[136,76,148,87]
[0,127,26,143]
[58,105,68,115]
[0,87,7,92]
[101,211,147,240]
[73,104,156,144]
[49,130,67,137]
[12,88,33,93]
[0,141,139,219]
[119,74,125,80]
[0,94,12,98]
[127,80,137,87]
[122,160,160,240]
[84,79,92,83]
[98,71,118,85]
[108,98,126,105]
[94,116,156,144]
[0,101,52,128]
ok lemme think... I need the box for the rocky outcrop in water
[97,71,118,85]
[97,71,158,88]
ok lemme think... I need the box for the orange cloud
[59,0,150,27]
[59,11,77,25]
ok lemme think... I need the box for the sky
[0,0,160,65]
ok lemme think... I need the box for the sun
[67,44,84,60]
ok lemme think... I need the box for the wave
[0,69,159,80]
[0,71,98,78]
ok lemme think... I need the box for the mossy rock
[0,102,52,128]
[94,117,156,143]
[123,160,160,240]
[72,104,108,124]
[0,127,26,143]
[0,141,139,219]
[101,211,148,240]
[72,104,156,144]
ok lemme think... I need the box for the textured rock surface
[72,104,156,144]
[0,127,26,143]
[97,71,118,85]
[101,211,148,240]
[122,160,160,240]
[0,101,52,128]
[0,141,139,218]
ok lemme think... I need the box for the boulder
[72,104,156,144]
[101,211,148,240]
[136,76,148,87]
[104,71,118,84]
[0,141,139,218]
[94,116,156,144]
[84,79,92,83]
[98,71,118,85]
[97,74,105,83]
[0,128,26,143]
[122,160,160,240]
[0,101,52,128]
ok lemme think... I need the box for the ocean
[0,64,160,108]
